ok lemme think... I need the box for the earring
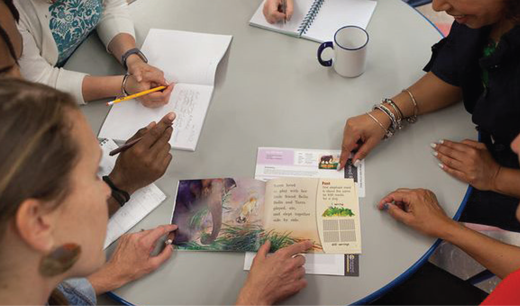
[39,243,81,277]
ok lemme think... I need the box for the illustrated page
[171,178,267,252]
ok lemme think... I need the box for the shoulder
[13,0,46,31]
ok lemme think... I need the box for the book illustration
[172,177,361,254]
[172,178,319,252]
[322,206,355,217]
[318,154,339,170]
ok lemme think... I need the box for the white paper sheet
[244,252,346,276]
[99,29,233,151]
[99,139,167,249]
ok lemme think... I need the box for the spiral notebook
[99,138,167,249]
[249,0,377,43]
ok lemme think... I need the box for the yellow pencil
[107,85,167,106]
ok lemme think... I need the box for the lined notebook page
[99,139,167,249]
[302,0,377,43]
[249,0,315,37]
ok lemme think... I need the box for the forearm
[108,33,138,65]
[87,263,127,295]
[441,221,520,279]
[492,168,520,199]
[82,75,124,102]
[390,72,463,118]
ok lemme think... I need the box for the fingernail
[438,139,444,144]
[438,163,444,169]
[382,203,390,211]
[354,160,361,167]
[165,239,173,245]
[167,113,176,121]
[430,143,437,149]
[431,151,438,157]
[146,122,155,129]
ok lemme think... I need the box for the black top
[424,21,520,168]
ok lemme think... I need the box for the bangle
[402,89,419,123]
[121,74,130,97]
[102,176,130,207]
[366,112,393,139]
[385,99,404,121]
[373,104,399,132]
[382,99,404,130]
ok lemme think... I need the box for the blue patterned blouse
[49,0,104,66]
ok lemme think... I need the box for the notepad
[99,29,233,151]
[99,139,167,249]
[249,0,377,43]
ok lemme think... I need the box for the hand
[236,240,313,305]
[88,224,178,295]
[109,113,176,194]
[339,110,390,170]
[125,61,174,108]
[432,139,501,191]
[263,0,294,24]
[377,188,456,238]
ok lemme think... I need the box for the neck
[0,242,64,305]
[490,19,515,42]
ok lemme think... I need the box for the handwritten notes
[98,29,232,151]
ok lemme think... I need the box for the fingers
[137,112,176,149]
[377,190,413,208]
[256,240,272,260]
[439,163,469,183]
[263,0,286,24]
[384,203,413,224]
[339,128,361,170]
[461,139,486,149]
[352,138,378,164]
[286,0,294,20]
[277,240,313,258]
[141,224,178,247]
[148,243,174,271]
[434,150,464,170]
[432,140,468,163]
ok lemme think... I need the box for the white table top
[65,0,475,304]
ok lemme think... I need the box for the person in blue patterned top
[14,0,174,106]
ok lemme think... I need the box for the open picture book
[171,177,361,254]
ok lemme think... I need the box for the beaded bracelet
[382,99,404,130]
[402,89,419,123]
[385,99,404,121]
[366,112,393,139]
[373,104,398,133]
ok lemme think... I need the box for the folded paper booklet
[171,177,361,254]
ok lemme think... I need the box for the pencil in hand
[107,85,167,106]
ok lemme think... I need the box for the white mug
[317,26,369,78]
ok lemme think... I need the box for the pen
[107,85,167,106]
[281,0,287,24]
[108,136,143,156]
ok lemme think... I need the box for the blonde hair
[0,79,79,239]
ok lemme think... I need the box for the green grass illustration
[179,224,321,252]
[322,206,355,217]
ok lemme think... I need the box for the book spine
[297,0,325,37]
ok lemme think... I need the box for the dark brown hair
[0,0,19,65]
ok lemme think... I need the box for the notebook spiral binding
[297,0,325,36]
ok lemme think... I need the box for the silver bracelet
[373,104,398,133]
[382,99,404,130]
[121,74,130,97]
[402,89,418,123]
[366,112,393,139]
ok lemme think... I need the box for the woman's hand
[339,110,390,170]
[125,61,174,108]
[87,224,178,295]
[236,240,313,305]
[432,139,501,191]
[263,0,294,24]
[377,188,456,238]
[108,113,175,195]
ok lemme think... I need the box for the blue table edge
[105,3,452,306]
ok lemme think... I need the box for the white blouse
[15,0,135,104]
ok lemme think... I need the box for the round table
[65,0,475,304]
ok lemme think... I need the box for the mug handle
[317,41,333,67]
